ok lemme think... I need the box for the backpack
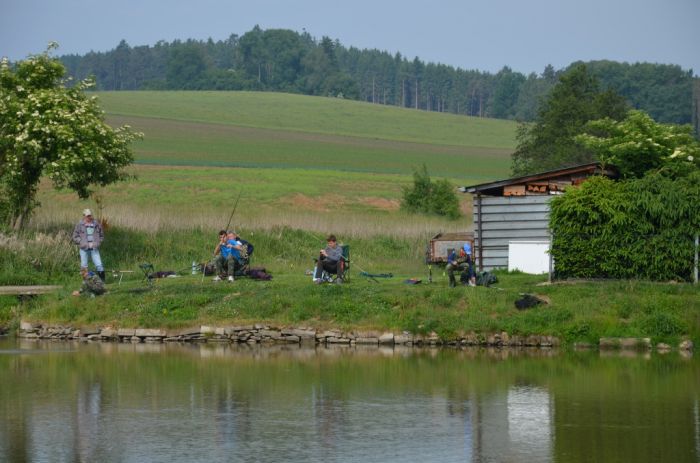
[476,271,498,287]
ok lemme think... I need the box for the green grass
[2,227,699,346]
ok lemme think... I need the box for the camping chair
[232,240,253,277]
[139,263,155,287]
[314,245,350,283]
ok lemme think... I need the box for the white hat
[82,208,93,216]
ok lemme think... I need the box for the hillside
[97,91,516,179]
[34,91,517,237]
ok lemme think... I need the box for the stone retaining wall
[10,321,694,352]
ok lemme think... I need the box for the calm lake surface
[1,338,698,463]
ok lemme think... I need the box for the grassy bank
[2,227,698,346]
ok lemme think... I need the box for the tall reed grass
[30,200,470,239]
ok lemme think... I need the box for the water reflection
[0,340,698,463]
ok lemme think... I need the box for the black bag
[476,271,498,287]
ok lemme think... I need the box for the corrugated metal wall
[473,195,552,271]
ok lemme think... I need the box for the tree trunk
[415,79,418,110]
[12,210,26,231]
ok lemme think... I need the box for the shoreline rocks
[5,321,693,353]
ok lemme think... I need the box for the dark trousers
[215,254,240,277]
[314,258,343,280]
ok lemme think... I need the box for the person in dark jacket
[313,234,345,284]
[446,243,476,288]
[71,209,106,282]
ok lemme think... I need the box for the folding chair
[314,244,350,283]
[139,263,155,287]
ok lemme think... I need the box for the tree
[0,44,140,230]
[576,110,700,179]
[401,165,460,219]
[511,64,628,176]
[166,42,209,89]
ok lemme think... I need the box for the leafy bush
[550,172,700,281]
[401,165,460,219]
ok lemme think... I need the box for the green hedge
[550,172,700,281]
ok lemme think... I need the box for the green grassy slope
[97,91,517,179]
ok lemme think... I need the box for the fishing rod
[211,188,243,257]
[198,189,244,284]
[225,189,244,234]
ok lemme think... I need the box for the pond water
[1,338,698,463]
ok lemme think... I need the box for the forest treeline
[59,26,696,125]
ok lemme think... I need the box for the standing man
[314,234,344,284]
[72,208,105,282]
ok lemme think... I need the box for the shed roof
[459,162,618,196]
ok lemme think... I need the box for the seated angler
[213,230,244,282]
[72,267,106,297]
[446,243,476,288]
[313,234,344,284]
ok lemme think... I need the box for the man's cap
[82,208,92,216]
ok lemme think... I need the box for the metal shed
[460,163,618,272]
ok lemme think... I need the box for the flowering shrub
[0,43,141,229]
[576,110,700,179]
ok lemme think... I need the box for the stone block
[379,333,395,345]
[282,328,316,339]
[229,325,254,332]
[100,328,116,338]
[135,329,166,338]
[200,325,215,335]
[19,321,38,332]
[117,328,135,337]
[79,326,101,336]
[168,327,201,337]
[355,337,379,345]
[259,330,282,339]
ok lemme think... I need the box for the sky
[2,0,699,76]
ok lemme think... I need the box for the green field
[96,91,516,179]
[32,91,518,236]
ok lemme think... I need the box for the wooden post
[549,230,554,283]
